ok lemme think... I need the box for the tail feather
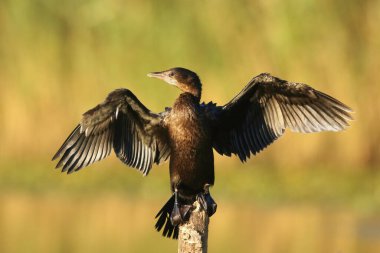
[155,194,179,239]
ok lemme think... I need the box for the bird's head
[148,67,202,98]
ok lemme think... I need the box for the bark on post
[178,200,209,253]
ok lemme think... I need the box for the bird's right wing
[52,89,171,175]
[203,73,353,161]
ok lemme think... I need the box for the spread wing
[52,89,171,175]
[203,73,353,161]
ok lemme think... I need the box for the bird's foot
[197,184,217,217]
[170,190,192,226]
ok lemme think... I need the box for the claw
[196,185,218,217]
[197,193,208,210]
[204,193,217,217]
[170,203,182,226]
[170,189,182,226]
[170,185,218,227]
[180,205,192,220]
[170,189,193,226]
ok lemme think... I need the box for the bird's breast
[167,108,206,147]
[166,105,215,191]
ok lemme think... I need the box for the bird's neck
[189,88,201,100]
[177,83,202,100]
[178,92,201,104]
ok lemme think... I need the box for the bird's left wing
[52,89,171,175]
[203,73,353,162]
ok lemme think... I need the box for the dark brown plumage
[52,67,353,239]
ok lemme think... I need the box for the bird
[52,67,352,239]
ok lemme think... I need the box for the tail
[155,194,179,239]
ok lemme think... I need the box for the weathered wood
[178,200,209,253]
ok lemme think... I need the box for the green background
[1,0,379,252]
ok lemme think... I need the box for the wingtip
[60,169,71,175]
[52,151,62,161]
[347,109,355,122]
[346,106,354,113]
[340,121,354,131]
[66,168,75,175]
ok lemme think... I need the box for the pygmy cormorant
[52,67,352,239]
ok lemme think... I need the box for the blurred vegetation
[0,0,379,252]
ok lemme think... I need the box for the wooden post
[178,200,209,253]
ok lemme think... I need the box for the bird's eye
[169,72,174,77]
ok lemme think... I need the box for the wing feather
[53,89,171,175]
[203,73,353,161]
